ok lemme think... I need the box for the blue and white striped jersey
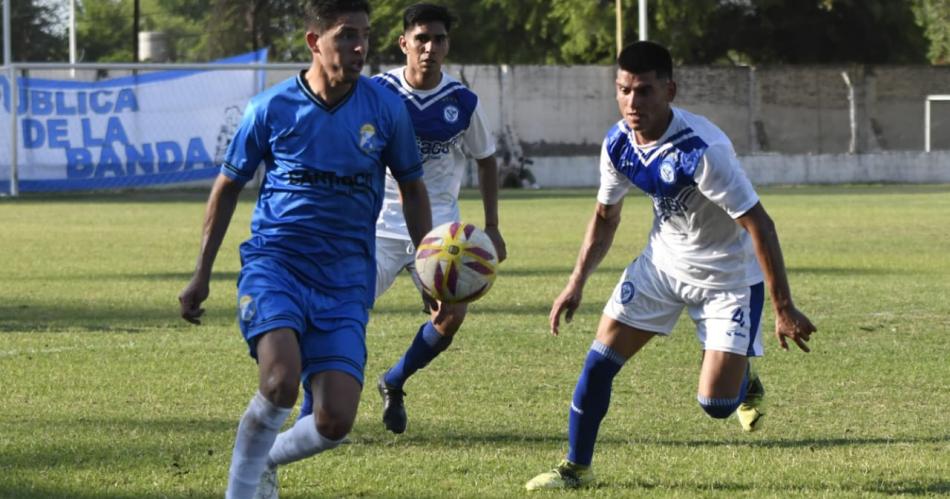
[372,69,496,240]
[221,72,423,308]
[598,107,763,289]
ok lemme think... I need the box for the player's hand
[484,225,508,263]
[179,275,210,325]
[774,306,816,352]
[549,281,583,336]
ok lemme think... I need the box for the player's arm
[178,174,244,325]
[475,155,507,262]
[398,177,439,313]
[736,202,816,352]
[549,200,623,335]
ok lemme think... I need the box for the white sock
[267,414,345,467]
[225,391,292,499]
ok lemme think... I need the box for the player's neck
[304,67,354,107]
[633,109,674,145]
[403,66,442,91]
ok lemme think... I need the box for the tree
[719,0,928,64]
[76,0,134,62]
[1,0,68,62]
[913,0,950,64]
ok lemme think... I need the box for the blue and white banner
[0,50,266,192]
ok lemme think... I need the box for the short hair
[403,3,453,33]
[617,41,673,80]
[305,0,371,33]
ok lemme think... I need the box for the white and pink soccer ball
[414,222,498,304]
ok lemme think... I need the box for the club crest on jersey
[659,156,677,184]
[239,295,255,322]
[443,105,460,124]
[359,123,379,153]
[617,281,636,304]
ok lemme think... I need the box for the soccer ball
[414,222,498,304]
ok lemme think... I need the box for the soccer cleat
[737,371,766,432]
[252,466,278,499]
[525,460,594,491]
[377,375,407,434]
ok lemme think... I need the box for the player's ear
[306,31,320,55]
[666,79,677,103]
[398,34,409,55]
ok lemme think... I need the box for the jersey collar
[296,70,358,114]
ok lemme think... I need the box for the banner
[0,50,267,192]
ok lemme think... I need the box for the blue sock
[567,341,626,467]
[384,321,453,389]
[698,364,749,418]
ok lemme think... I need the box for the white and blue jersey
[221,72,423,310]
[597,107,763,289]
[372,69,496,240]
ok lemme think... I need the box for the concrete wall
[526,151,950,187]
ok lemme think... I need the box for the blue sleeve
[220,100,269,185]
[381,100,423,183]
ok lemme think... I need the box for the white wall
[526,151,950,188]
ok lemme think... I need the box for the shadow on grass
[788,266,916,277]
[355,429,950,451]
[0,304,234,334]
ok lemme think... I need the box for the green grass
[1,185,948,498]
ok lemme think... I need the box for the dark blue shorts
[236,257,369,386]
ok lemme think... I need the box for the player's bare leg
[527,317,655,491]
[226,328,299,499]
[696,350,755,424]
[378,302,468,434]
[262,371,361,498]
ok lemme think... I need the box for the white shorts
[375,237,423,299]
[603,257,765,357]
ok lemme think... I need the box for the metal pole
[638,0,648,41]
[616,0,623,55]
[3,0,12,65]
[9,65,18,196]
[925,97,931,152]
[69,0,77,77]
[842,71,856,154]
[133,0,140,62]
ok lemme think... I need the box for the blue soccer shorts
[236,257,369,386]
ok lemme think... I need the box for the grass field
[1,185,949,498]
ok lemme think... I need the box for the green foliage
[2,0,944,65]
[76,0,134,62]
[2,0,67,62]
[912,0,950,64]
[1,185,949,497]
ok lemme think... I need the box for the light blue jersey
[222,72,423,309]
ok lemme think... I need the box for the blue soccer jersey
[221,72,423,309]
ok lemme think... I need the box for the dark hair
[305,0,371,33]
[617,41,673,80]
[403,3,453,33]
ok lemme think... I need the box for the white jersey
[597,107,763,289]
[373,69,496,240]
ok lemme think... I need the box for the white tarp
[0,50,266,192]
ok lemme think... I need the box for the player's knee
[697,395,741,419]
[315,406,356,441]
[316,416,353,441]
[259,370,300,408]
